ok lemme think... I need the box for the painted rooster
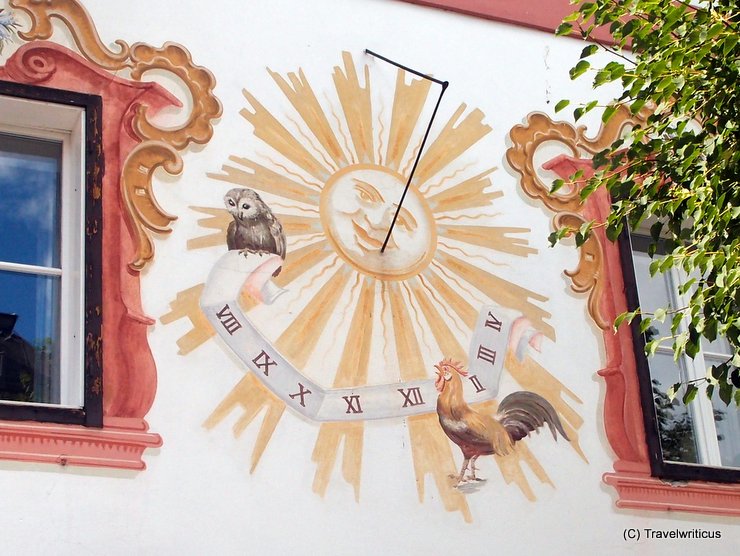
[434,358,569,486]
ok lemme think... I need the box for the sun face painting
[165,51,585,522]
[321,164,436,280]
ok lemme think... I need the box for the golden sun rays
[161,51,583,521]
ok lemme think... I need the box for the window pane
[701,335,732,357]
[0,133,62,268]
[0,270,61,404]
[632,248,674,340]
[649,352,699,463]
[712,393,740,468]
[631,241,699,462]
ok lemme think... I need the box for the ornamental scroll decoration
[506,107,646,330]
[10,0,223,271]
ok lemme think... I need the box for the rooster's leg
[468,455,480,481]
[455,457,470,486]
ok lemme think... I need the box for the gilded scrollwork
[121,141,182,271]
[11,0,131,69]
[10,0,222,270]
[552,211,607,329]
[506,108,643,330]
[507,113,584,214]
[128,42,222,149]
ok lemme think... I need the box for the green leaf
[580,3,597,19]
[719,379,733,405]
[682,384,698,404]
[583,100,598,115]
[554,99,570,113]
[656,76,674,92]
[556,22,573,37]
[614,310,639,332]
[630,99,646,114]
[550,178,565,194]
[671,312,683,335]
[674,332,688,358]
[580,44,598,58]
[605,220,623,242]
[602,104,617,123]
[645,339,660,357]
[548,227,571,246]
[653,307,666,323]
[666,383,681,401]
[658,255,674,273]
[704,318,718,342]
[594,70,612,87]
[570,60,591,80]
[686,327,701,358]
[677,278,696,296]
[731,367,740,389]
[723,34,739,56]
[613,313,628,331]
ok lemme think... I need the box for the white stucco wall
[0,1,737,554]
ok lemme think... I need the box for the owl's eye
[228,199,236,206]
[242,203,250,210]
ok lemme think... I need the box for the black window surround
[0,80,103,427]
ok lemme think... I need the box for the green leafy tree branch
[555,0,739,406]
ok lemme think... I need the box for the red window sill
[0,418,161,470]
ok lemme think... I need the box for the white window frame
[630,234,735,469]
[0,94,85,408]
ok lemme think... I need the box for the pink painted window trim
[0,42,170,470]
[594,197,740,516]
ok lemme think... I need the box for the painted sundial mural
[162,51,586,522]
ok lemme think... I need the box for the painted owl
[224,188,286,275]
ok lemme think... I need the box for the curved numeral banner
[201,251,535,422]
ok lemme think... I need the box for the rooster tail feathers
[497,391,570,443]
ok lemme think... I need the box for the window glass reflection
[712,393,740,468]
[632,248,674,339]
[631,238,699,464]
[0,132,62,268]
[0,271,61,404]
[649,352,699,463]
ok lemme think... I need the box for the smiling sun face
[321,164,436,280]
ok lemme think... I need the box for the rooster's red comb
[438,358,467,376]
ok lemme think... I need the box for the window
[624,232,740,482]
[0,81,102,427]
